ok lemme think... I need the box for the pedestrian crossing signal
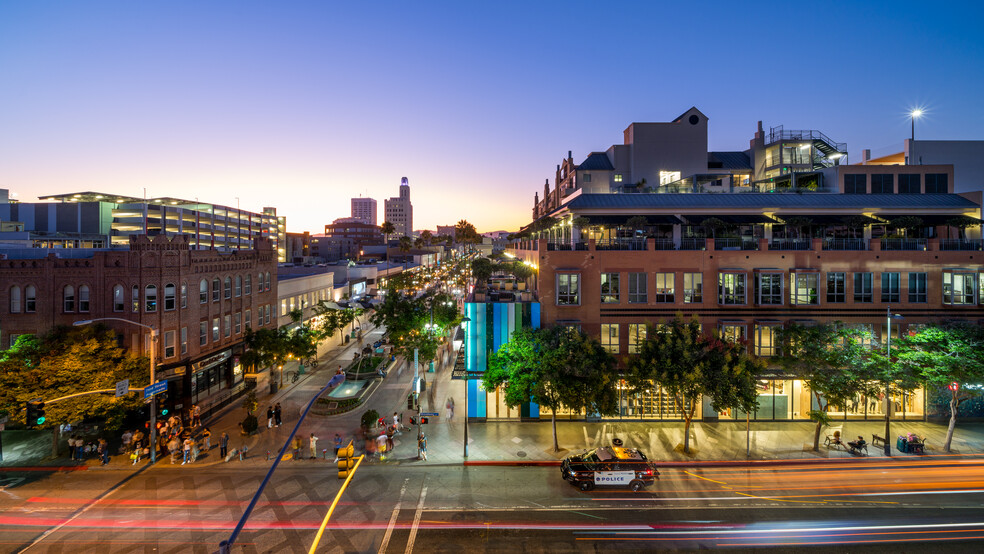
[419,417,429,424]
[337,441,355,478]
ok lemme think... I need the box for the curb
[461,453,984,468]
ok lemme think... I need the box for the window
[754,324,780,357]
[145,285,158,312]
[827,272,846,303]
[557,274,580,305]
[720,323,746,344]
[899,174,921,194]
[235,312,242,334]
[180,327,188,355]
[212,278,220,302]
[281,299,288,317]
[224,314,231,337]
[791,273,819,305]
[265,304,271,324]
[755,273,783,305]
[180,283,187,308]
[265,272,271,291]
[853,272,873,303]
[925,173,948,193]
[871,174,894,194]
[200,321,208,346]
[600,273,619,303]
[627,273,647,303]
[164,331,175,358]
[63,285,75,312]
[224,277,232,299]
[844,174,867,194]
[614,174,623,183]
[659,171,681,185]
[200,279,208,304]
[653,273,675,303]
[245,274,252,295]
[881,272,901,303]
[582,173,591,183]
[601,323,619,354]
[132,285,139,312]
[718,272,746,305]
[943,270,976,305]
[212,317,220,341]
[9,286,21,313]
[78,285,90,312]
[164,283,176,311]
[25,285,36,313]
[257,273,263,293]
[245,309,251,330]
[908,272,928,303]
[627,324,647,354]
[257,307,264,327]
[235,275,242,297]
[684,273,703,303]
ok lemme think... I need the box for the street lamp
[884,307,905,456]
[910,109,923,142]
[75,318,159,464]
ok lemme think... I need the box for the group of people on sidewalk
[67,435,110,465]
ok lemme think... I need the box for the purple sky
[2,1,982,233]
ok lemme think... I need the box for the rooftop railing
[939,239,984,251]
[881,238,928,251]
[769,238,812,251]
[822,238,868,251]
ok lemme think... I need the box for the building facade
[319,218,384,262]
[384,177,413,237]
[351,197,378,226]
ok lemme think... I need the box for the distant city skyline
[2,1,982,234]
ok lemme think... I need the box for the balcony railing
[714,238,759,250]
[546,241,587,251]
[653,238,676,250]
[595,238,647,251]
[769,238,812,251]
[680,238,706,251]
[822,238,868,251]
[939,239,984,251]
[881,238,928,251]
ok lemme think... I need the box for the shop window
[78,285,90,312]
[164,283,176,311]
[180,327,188,355]
[245,274,252,295]
[881,272,900,303]
[601,273,619,303]
[653,273,674,303]
[63,285,75,312]
[164,330,175,358]
[235,275,242,297]
[791,273,819,305]
[627,273,647,303]
[557,274,580,305]
[200,279,208,304]
[853,272,873,303]
[224,277,232,299]
[212,278,220,302]
[628,324,647,354]
[942,270,976,305]
[145,285,158,312]
[908,272,927,303]
[754,324,780,357]
[684,273,702,303]
[9,286,20,313]
[827,272,846,303]
[718,272,746,305]
[601,323,619,354]
[755,272,783,305]
[25,285,36,313]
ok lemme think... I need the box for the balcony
[769,238,812,251]
[939,239,984,251]
[546,241,588,251]
[881,238,928,251]
[822,238,868,251]
[714,238,759,251]
[653,238,676,250]
[595,239,648,251]
[680,238,706,251]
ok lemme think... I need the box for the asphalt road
[4,457,984,552]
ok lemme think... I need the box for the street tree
[484,326,617,452]
[705,344,766,456]
[776,322,880,451]
[240,310,317,387]
[380,221,396,244]
[420,230,433,245]
[893,322,984,452]
[398,235,413,268]
[455,220,480,243]
[0,325,149,430]
[369,287,441,365]
[626,315,762,454]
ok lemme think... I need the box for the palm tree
[380,221,396,245]
[398,235,413,270]
[420,230,433,245]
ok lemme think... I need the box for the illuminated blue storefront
[464,301,540,420]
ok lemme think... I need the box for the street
[4,458,984,552]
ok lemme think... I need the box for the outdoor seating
[847,436,868,456]
[824,428,844,449]
[871,434,887,447]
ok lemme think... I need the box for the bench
[824,427,844,449]
[871,434,887,447]
[848,441,869,456]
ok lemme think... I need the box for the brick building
[0,234,279,418]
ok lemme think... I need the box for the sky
[1,1,983,234]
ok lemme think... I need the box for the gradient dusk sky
[2,1,982,234]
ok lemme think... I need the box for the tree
[841,215,869,239]
[470,257,495,290]
[380,221,396,244]
[945,216,979,240]
[398,235,413,269]
[783,216,813,239]
[625,315,762,454]
[889,216,923,239]
[0,325,149,430]
[369,288,441,365]
[484,326,617,452]
[455,220,480,244]
[706,345,766,456]
[700,217,727,239]
[240,310,318,387]
[776,323,880,451]
[626,216,649,238]
[419,230,433,245]
[893,323,984,452]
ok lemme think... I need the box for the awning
[683,214,777,225]
[773,214,880,225]
[576,214,683,225]
[875,214,982,226]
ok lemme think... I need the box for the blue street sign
[421,412,439,417]
[143,380,168,398]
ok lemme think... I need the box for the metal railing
[768,126,847,153]
[653,238,676,250]
[939,239,984,251]
[769,238,812,251]
[881,238,928,251]
[714,238,759,250]
[822,238,868,251]
[680,238,706,251]
[595,238,647,251]
[546,241,588,251]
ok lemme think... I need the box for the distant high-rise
[351,197,377,225]
[384,177,413,237]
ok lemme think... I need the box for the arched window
[78,285,90,312]
[164,283,176,311]
[257,273,263,293]
[265,272,271,291]
[113,285,125,312]
[9,286,21,313]
[25,285,36,312]
[200,279,208,304]
[180,283,188,308]
[235,275,242,297]
[244,274,252,295]
[145,285,158,312]
[63,285,75,312]
[132,285,139,312]
[224,276,232,299]
[212,278,220,302]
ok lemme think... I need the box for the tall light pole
[884,307,905,456]
[75,318,159,463]
[910,109,923,142]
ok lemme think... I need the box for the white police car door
[594,471,634,485]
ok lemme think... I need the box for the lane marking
[682,471,727,485]
[404,485,427,554]
[377,478,410,554]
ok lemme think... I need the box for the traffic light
[337,441,356,478]
[26,400,45,428]
[158,391,169,417]
[419,417,429,425]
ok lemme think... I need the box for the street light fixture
[910,109,923,142]
[884,307,905,456]
[75,317,159,464]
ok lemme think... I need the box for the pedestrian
[418,433,427,461]
[121,430,133,455]
[168,436,180,464]
[393,412,402,435]
[309,433,319,459]
[98,438,110,465]
[220,432,229,459]
[366,436,378,461]
[447,397,455,422]
[68,435,77,461]
[274,403,282,427]
[376,433,388,461]
[159,434,169,459]
[191,438,200,463]
[293,436,302,460]
[182,437,193,465]
[333,433,342,462]
[202,427,212,451]
[267,406,274,428]
[192,404,202,427]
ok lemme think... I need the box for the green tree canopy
[241,310,318,386]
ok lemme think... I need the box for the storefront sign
[191,350,232,373]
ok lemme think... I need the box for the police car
[561,444,659,492]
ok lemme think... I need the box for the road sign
[144,380,168,398]
[421,412,439,417]
[115,379,130,398]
